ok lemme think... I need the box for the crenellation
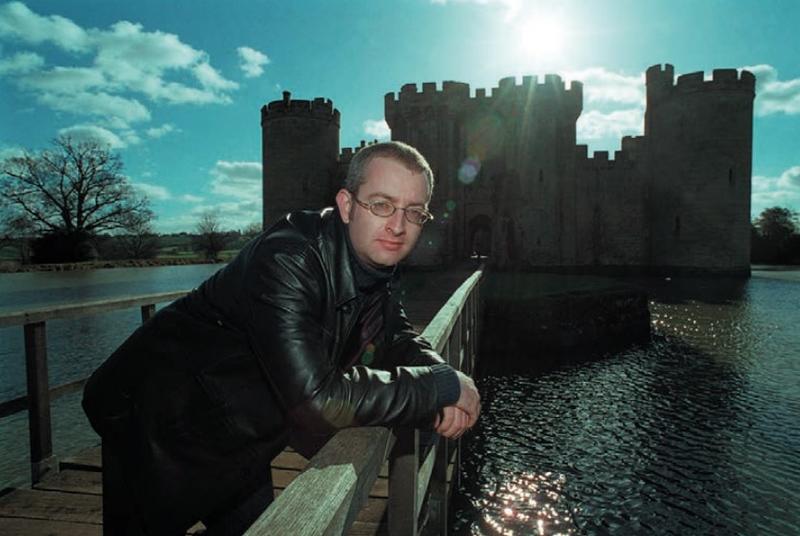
[576,144,589,160]
[443,81,470,98]
[422,82,437,94]
[261,92,339,124]
[498,76,516,90]
[544,74,563,88]
[646,63,675,85]
[475,88,486,99]
[676,71,705,91]
[522,75,535,87]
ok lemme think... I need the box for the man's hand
[433,371,481,439]
[434,406,471,438]
[454,371,480,427]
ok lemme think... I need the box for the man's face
[336,155,429,268]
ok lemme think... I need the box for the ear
[335,189,352,224]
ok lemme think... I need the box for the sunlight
[515,15,567,66]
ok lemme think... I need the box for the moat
[454,271,800,535]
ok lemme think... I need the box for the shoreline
[0,257,226,274]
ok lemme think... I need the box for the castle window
[729,168,734,186]
[539,169,544,183]
[674,216,681,237]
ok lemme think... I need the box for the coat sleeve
[240,239,442,434]
[381,294,446,368]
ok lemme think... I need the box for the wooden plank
[420,271,482,352]
[24,321,55,484]
[271,450,309,471]
[0,378,88,420]
[0,488,102,524]
[33,470,102,495]
[60,447,102,472]
[0,290,189,327]
[388,429,419,536]
[0,517,102,536]
[245,427,394,536]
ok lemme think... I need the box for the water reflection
[477,471,575,536]
[454,275,800,535]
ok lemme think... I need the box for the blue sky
[1,0,798,232]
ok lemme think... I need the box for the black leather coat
[82,208,447,529]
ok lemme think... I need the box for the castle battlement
[646,65,755,95]
[385,76,583,109]
[261,91,340,125]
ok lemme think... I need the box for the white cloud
[180,194,203,203]
[740,64,800,116]
[563,68,644,105]
[38,91,151,124]
[193,61,239,91]
[0,1,90,52]
[0,50,44,74]
[237,46,270,78]
[751,165,800,218]
[363,119,391,140]
[19,66,106,93]
[210,160,262,201]
[132,181,171,201]
[58,124,125,148]
[0,3,239,139]
[146,123,177,138]
[576,108,644,140]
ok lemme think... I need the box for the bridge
[0,265,484,535]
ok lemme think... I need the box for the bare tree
[0,136,153,261]
[241,221,262,241]
[193,210,231,261]
[115,212,161,260]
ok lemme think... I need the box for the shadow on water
[453,274,800,535]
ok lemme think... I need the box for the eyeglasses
[353,197,434,225]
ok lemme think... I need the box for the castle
[260,63,755,274]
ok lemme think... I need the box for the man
[83,141,481,535]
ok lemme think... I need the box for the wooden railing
[246,269,483,536]
[0,291,190,484]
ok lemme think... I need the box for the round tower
[645,66,755,273]
[261,91,340,228]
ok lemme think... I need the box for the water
[0,264,223,487]
[453,272,800,535]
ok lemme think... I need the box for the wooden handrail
[246,268,483,536]
[0,290,190,327]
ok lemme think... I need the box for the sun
[516,16,567,65]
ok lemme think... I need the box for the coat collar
[319,207,359,309]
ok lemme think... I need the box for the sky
[0,0,798,232]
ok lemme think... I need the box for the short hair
[344,141,434,201]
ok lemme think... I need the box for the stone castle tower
[261,64,755,274]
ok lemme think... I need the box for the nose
[386,210,406,236]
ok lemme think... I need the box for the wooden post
[141,303,156,323]
[427,435,450,536]
[388,428,420,536]
[24,321,55,484]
